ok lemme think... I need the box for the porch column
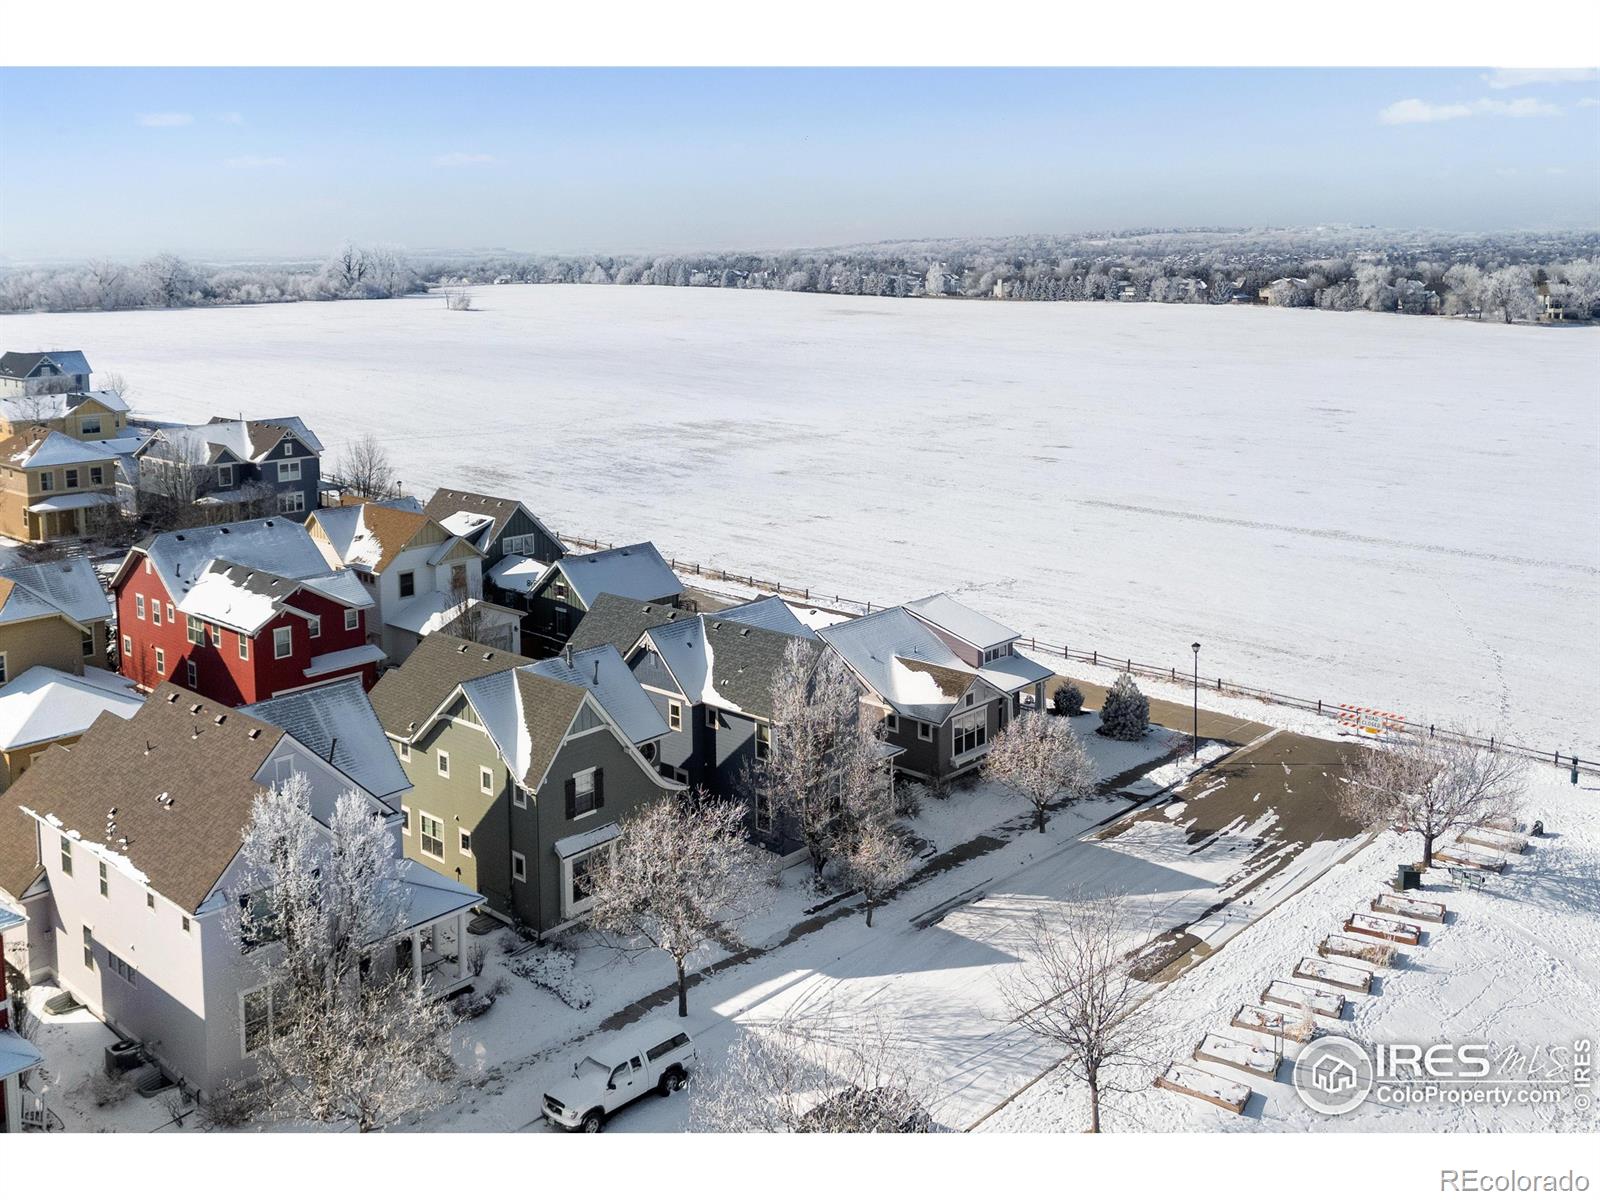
[455,910,468,981]
[410,929,423,989]
[3,1073,18,1134]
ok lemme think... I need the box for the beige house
[0,557,115,684]
[0,390,129,442]
[0,427,118,543]
[0,666,143,792]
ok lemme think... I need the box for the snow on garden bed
[1193,1032,1281,1080]
[1372,892,1446,923]
[1292,956,1372,995]
[1260,979,1345,1018]
[1155,1061,1251,1114]
[1459,827,1528,855]
[1343,912,1421,945]
[1317,934,1397,967]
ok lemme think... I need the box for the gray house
[422,488,566,570]
[523,542,684,656]
[566,592,696,656]
[0,351,92,397]
[135,417,323,518]
[818,594,1051,785]
[370,633,682,936]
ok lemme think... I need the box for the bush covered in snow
[1053,683,1084,717]
[506,943,594,1010]
[1097,673,1150,741]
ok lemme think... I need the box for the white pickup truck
[542,1021,696,1132]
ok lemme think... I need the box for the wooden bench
[1155,1061,1252,1114]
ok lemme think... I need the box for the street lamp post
[1191,642,1201,759]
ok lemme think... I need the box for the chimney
[564,644,573,668]
[592,658,599,685]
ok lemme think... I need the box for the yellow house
[0,390,129,441]
[0,426,119,543]
[0,557,115,680]
[0,665,143,792]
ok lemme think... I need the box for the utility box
[1394,864,1422,891]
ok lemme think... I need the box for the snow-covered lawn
[3,287,1593,753]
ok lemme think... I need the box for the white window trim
[344,607,359,631]
[135,594,145,620]
[154,647,165,674]
[755,721,771,760]
[951,709,990,763]
[238,632,250,660]
[885,713,899,733]
[437,750,450,779]
[917,720,933,742]
[459,829,472,857]
[277,458,304,481]
[668,699,682,731]
[307,614,321,639]
[274,626,293,659]
[417,811,445,861]
[480,765,494,795]
[571,766,599,820]
[561,842,613,920]
[216,464,234,488]
[396,741,410,762]
[122,634,133,656]
[704,707,718,729]
[512,783,528,810]
[186,660,197,687]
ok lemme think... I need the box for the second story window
[238,632,250,660]
[217,464,234,488]
[186,615,205,645]
[278,459,302,481]
[38,471,54,492]
[398,571,416,599]
[61,835,72,875]
[344,607,359,631]
[307,615,321,639]
[90,466,103,485]
[135,594,145,620]
[755,722,771,760]
[274,626,293,659]
[668,700,682,731]
[65,468,79,489]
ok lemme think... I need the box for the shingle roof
[241,678,410,802]
[421,488,557,553]
[527,645,670,746]
[369,633,533,739]
[250,416,323,454]
[716,594,818,640]
[311,503,436,574]
[0,351,89,381]
[0,793,43,902]
[567,592,694,654]
[0,557,111,627]
[0,427,115,470]
[819,607,981,722]
[542,542,682,608]
[904,593,1019,649]
[5,684,286,913]
[644,615,820,720]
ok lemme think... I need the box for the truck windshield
[576,1056,609,1081]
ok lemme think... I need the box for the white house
[5,682,479,1099]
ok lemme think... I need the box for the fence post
[1489,735,1495,753]
[1092,651,1098,666]
[1126,658,1131,672]
[1316,699,1321,714]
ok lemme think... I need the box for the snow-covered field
[3,288,1594,754]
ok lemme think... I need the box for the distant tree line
[5,228,1598,321]
[0,242,422,313]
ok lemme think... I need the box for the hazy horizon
[3,66,1598,261]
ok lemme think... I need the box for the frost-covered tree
[984,709,1097,833]
[1482,266,1538,324]
[836,820,915,927]
[1338,732,1525,868]
[1053,682,1084,717]
[1096,673,1149,742]
[233,773,459,1131]
[689,1003,936,1132]
[1000,900,1159,1133]
[583,790,763,1017]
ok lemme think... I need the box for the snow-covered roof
[27,492,118,514]
[438,510,495,541]
[303,643,387,678]
[527,645,670,746]
[487,553,548,595]
[717,594,818,640]
[393,857,482,932]
[904,593,1019,650]
[0,666,143,751]
[241,678,410,802]
[310,503,445,574]
[3,428,115,470]
[819,607,981,722]
[0,1028,43,1082]
[0,388,127,424]
[977,652,1053,693]
[175,558,367,636]
[145,417,312,466]
[255,415,323,454]
[130,517,362,613]
[553,821,621,860]
[0,557,111,626]
[544,542,682,608]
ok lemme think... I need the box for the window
[277,491,305,514]
[122,634,133,656]
[82,925,93,970]
[647,1032,691,1062]
[82,416,102,435]
[274,626,293,659]
[396,741,410,762]
[400,806,410,831]
[65,468,79,489]
[344,607,359,631]
[154,648,165,674]
[107,952,138,987]
[186,660,197,688]
[705,707,719,729]
[240,983,292,1056]
[398,571,416,599]
[278,459,303,481]
[754,790,774,834]
[0,652,6,685]
[166,604,174,623]
[569,767,600,818]
[38,471,54,492]
[150,600,160,626]
[419,813,445,860]
[459,830,472,856]
[147,891,155,910]
[238,632,249,660]
[511,851,527,882]
[668,700,682,731]
[135,594,146,620]
[181,916,191,934]
[553,581,567,602]
[210,624,223,647]
[953,710,988,758]
[307,614,321,639]
[60,836,72,875]
[89,465,104,485]
[672,766,690,784]
[564,845,609,917]
[755,722,771,760]
[99,861,109,897]
[217,464,234,487]
[917,721,933,742]
[82,630,95,658]
[885,713,899,733]
[480,765,494,795]
[187,614,205,645]
[512,784,528,809]
[450,563,468,593]
[437,750,450,778]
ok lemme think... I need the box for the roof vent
[213,713,226,725]
[159,792,174,810]
[166,692,178,703]
[712,622,721,630]
[175,534,186,542]
[190,703,202,714]
[247,728,260,740]
[482,652,492,661]
[740,628,750,637]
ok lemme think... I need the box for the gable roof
[369,633,533,739]
[251,416,323,454]
[310,503,449,574]
[541,542,682,608]
[642,615,820,721]
[0,795,42,903]
[5,684,287,913]
[423,488,563,555]
[0,427,116,470]
[121,516,367,613]
[176,558,373,635]
[818,606,983,722]
[486,553,549,596]
[904,593,1019,650]
[567,592,695,655]
[526,645,670,746]
[0,666,142,752]
[716,594,818,640]
[0,556,111,627]
[459,670,590,793]
[0,389,127,425]
[0,351,89,381]
[241,678,410,802]
[142,419,296,467]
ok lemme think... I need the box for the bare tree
[336,432,396,501]
[1338,732,1525,868]
[233,773,460,1131]
[446,569,486,643]
[583,789,764,1018]
[836,818,915,927]
[138,432,210,531]
[689,1002,936,1132]
[1000,899,1159,1133]
[984,709,1097,833]
[97,370,130,399]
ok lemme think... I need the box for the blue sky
[2,67,1597,260]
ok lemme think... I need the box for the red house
[112,517,383,705]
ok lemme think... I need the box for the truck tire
[580,1109,605,1133]
[658,1066,687,1096]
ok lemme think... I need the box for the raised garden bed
[1433,846,1507,873]
[1261,979,1345,1019]
[1194,1033,1281,1080]
[1344,912,1421,945]
[1318,934,1396,966]
[1155,1061,1251,1114]
[1373,892,1447,923]
[1293,955,1373,994]
[1230,1003,1317,1043]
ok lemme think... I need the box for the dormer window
[217,464,234,488]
